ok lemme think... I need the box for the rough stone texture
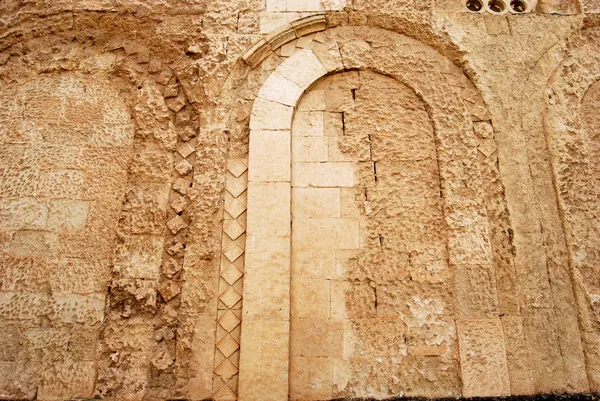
[0,0,600,400]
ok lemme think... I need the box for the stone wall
[0,0,600,400]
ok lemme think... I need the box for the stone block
[250,97,294,131]
[260,12,301,34]
[292,187,340,218]
[8,230,59,258]
[297,89,326,111]
[238,320,289,401]
[35,169,85,199]
[47,200,90,233]
[50,258,111,294]
[275,50,327,90]
[291,247,337,279]
[457,318,511,397]
[286,0,323,11]
[0,198,48,230]
[292,111,324,136]
[244,235,290,321]
[289,356,333,400]
[247,182,290,237]
[454,264,500,319]
[291,278,330,319]
[501,315,535,395]
[293,217,360,250]
[292,162,355,187]
[249,130,291,182]
[0,361,37,399]
[266,0,286,11]
[257,72,303,106]
[290,318,343,357]
[292,136,328,162]
[37,361,96,401]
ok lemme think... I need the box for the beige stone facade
[1,0,600,400]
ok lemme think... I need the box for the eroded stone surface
[0,1,598,400]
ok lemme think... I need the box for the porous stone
[0,4,598,401]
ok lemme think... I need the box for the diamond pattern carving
[224,220,245,240]
[226,177,246,198]
[220,287,242,308]
[213,384,237,401]
[223,242,244,263]
[214,157,247,400]
[222,265,243,286]
[217,334,240,358]
[219,310,241,332]
[215,359,238,382]
[227,158,248,178]
[224,197,246,219]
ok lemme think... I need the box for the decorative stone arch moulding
[539,24,600,392]
[221,14,521,400]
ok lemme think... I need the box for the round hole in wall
[510,0,527,12]
[466,0,483,12]
[488,0,507,12]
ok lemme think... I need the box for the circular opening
[510,0,527,12]
[466,0,483,11]
[488,0,506,12]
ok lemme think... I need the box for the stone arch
[541,25,600,391]
[234,21,514,400]
[0,21,219,400]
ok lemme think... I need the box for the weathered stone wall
[1,0,600,400]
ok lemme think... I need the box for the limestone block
[37,361,96,401]
[257,72,303,106]
[0,198,48,230]
[246,182,290,237]
[114,234,163,280]
[324,112,344,137]
[0,361,37,399]
[291,278,330,319]
[291,247,337,279]
[501,315,535,395]
[290,318,343,357]
[8,230,59,258]
[292,136,328,162]
[286,0,323,11]
[292,187,340,218]
[260,12,301,34]
[249,130,291,182]
[274,49,327,90]
[244,235,290,321]
[457,319,511,397]
[50,258,111,294]
[250,97,294,131]
[454,264,500,319]
[292,111,324,136]
[266,0,286,11]
[325,89,355,112]
[310,40,344,73]
[289,356,333,400]
[298,89,326,111]
[35,169,85,199]
[292,162,355,187]
[47,200,90,233]
[188,314,218,400]
[52,294,106,325]
[293,217,360,250]
[238,320,289,401]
